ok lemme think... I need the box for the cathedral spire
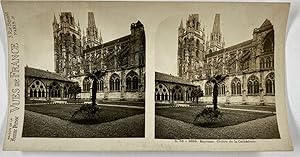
[84,12,101,49]
[179,19,184,29]
[208,13,224,53]
[88,12,96,28]
[53,14,58,25]
[212,13,221,34]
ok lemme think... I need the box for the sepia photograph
[1,1,292,151]
[22,10,145,138]
[155,13,279,139]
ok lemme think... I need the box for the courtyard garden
[23,104,145,138]
[155,106,280,139]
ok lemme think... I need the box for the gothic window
[218,83,226,96]
[231,78,242,95]
[186,87,192,101]
[49,82,61,98]
[205,82,212,96]
[82,78,90,92]
[265,72,275,95]
[109,73,120,91]
[247,75,260,95]
[97,79,104,92]
[155,83,169,101]
[126,71,139,91]
[171,86,183,101]
[28,80,46,98]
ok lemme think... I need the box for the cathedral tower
[177,14,206,81]
[207,14,225,53]
[53,12,82,77]
[83,12,102,49]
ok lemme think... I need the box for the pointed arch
[247,75,260,95]
[171,85,183,101]
[205,81,212,96]
[28,80,46,98]
[97,78,104,92]
[155,83,169,101]
[231,77,241,95]
[265,72,275,95]
[126,71,139,91]
[109,73,120,91]
[49,81,62,98]
[82,77,91,92]
[186,87,193,101]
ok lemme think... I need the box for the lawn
[220,104,276,112]
[155,107,276,128]
[25,104,144,124]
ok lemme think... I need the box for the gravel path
[155,115,280,139]
[23,111,145,138]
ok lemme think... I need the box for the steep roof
[25,66,73,82]
[206,39,253,58]
[254,19,273,33]
[155,72,195,86]
[84,35,130,53]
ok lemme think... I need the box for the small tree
[207,74,228,111]
[86,70,106,106]
[69,82,81,99]
[191,87,204,104]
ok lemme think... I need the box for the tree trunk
[91,78,97,106]
[196,97,199,104]
[213,83,218,110]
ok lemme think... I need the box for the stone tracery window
[205,82,212,96]
[97,79,104,92]
[186,87,192,101]
[218,83,226,96]
[49,82,61,98]
[231,77,242,95]
[155,83,169,101]
[265,72,275,95]
[171,85,183,101]
[28,80,46,98]
[247,75,260,95]
[82,78,90,92]
[109,73,120,91]
[126,71,139,91]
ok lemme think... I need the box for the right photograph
[155,13,279,139]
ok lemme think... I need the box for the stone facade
[156,14,275,106]
[177,14,225,82]
[52,12,145,102]
[196,19,275,105]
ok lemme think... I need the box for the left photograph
[23,11,145,138]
